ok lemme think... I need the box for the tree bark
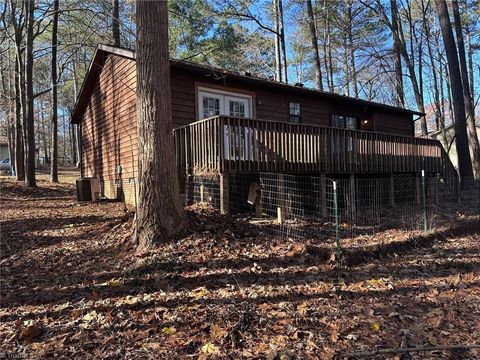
[464,6,474,101]
[278,0,288,83]
[112,0,120,47]
[390,0,404,107]
[347,0,358,98]
[72,60,81,166]
[434,0,473,180]
[422,0,442,130]
[273,0,282,82]
[134,0,186,250]
[452,0,480,178]
[306,0,323,90]
[10,0,26,181]
[24,0,36,187]
[14,55,25,181]
[50,0,59,182]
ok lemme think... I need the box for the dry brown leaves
[1,176,479,359]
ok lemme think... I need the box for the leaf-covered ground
[1,176,479,359]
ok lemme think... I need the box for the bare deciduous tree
[434,0,473,180]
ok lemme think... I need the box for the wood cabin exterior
[71,45,457,209]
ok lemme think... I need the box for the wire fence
[180,172,479,256]
[259,172,479,252]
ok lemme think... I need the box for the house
[71,44,457,210]
[0,136,9,162]
[431,122,480,172]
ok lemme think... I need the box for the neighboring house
[431,122,480,172]
[415,100,453,137]
[0,136,8,161]
[71,45,456,208]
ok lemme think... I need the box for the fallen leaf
[191,287,209,299]
[210,324,227,340]
[372,322,380,332]
[20,323,42,341]
[162,326,177,335]
[297,301,308,315]
[201,342,219,354]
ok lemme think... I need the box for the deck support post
[254,196,262,217]
[320,173,327,218]
[186,174,194,205]
[415,173,421,204]
[389,173,395,207]
[349,174,356,222]
[277,173,288,224]
[220,174,230,214]
[434,173,439,205]
[200,183,205,203]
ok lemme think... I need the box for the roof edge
[70,44,425,124]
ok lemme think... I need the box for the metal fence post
[333,180,341,262]
[421,170,427,231]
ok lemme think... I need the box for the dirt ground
[1,175,479,359]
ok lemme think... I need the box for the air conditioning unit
[76,177,100,202]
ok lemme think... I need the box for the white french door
[198,88,253,160]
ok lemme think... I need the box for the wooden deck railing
[174,116,457,180]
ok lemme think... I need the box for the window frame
[289,101,302,124]
[197,86,253,120]
[331,113,360,130]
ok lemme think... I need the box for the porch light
[363,120,369,124]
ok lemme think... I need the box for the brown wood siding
[373,109,414,137]
[80,54,138,204]
[80,53,416,204]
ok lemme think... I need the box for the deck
[173,116,457,180]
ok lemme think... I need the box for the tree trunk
[343,31,349,96]
[14,56,25,181]
[112,0,120,47]
[347,1,358,98]
[452,0,480,178]
[390,0,404,107]
[72,60,81,166]
[134,0,186,250]
[380,1,426,133]
[434,0,473,180]
[306,0,323,90]
[422,0,442,131]
[278,0,288,83]
[24,0,36,187]
[273,0,282,82]
[322,0,332,92]
[464,7,474,102]
[50,0,59,182]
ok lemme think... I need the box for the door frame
[195,83,256,120]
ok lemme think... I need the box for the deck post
[389,173,395,207]
[220,174,230,214]
[320,173,327,218]
[200,183,205,203]
[434,173,439,205]
[415,173,421,204]
[186,174,194,205]
[349,174,356,222]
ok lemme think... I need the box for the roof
[430,122,480,136]
[71,44,425,124]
